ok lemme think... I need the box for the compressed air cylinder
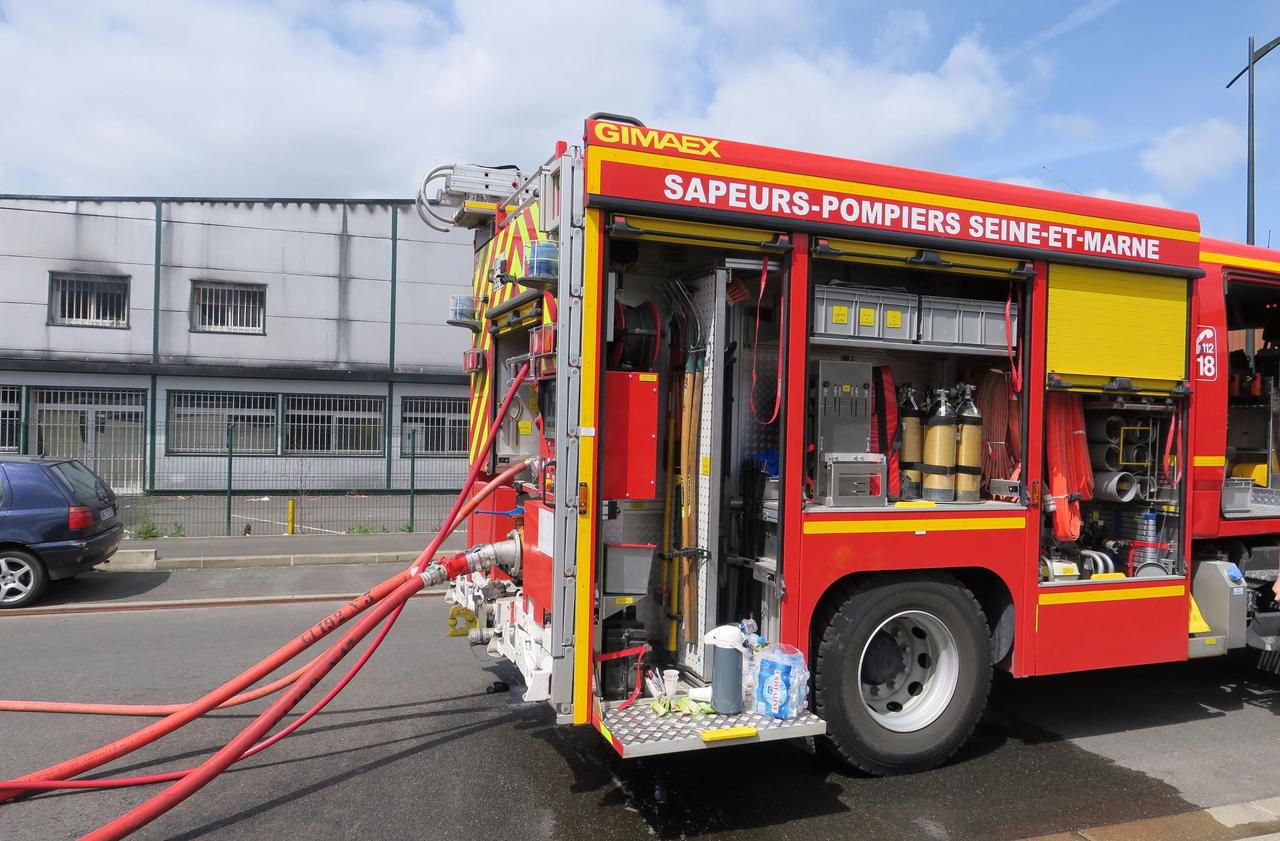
[899,386,923,500]
[955,384,983,502]
[922,388,957,502]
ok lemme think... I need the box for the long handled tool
[665,280,705,644]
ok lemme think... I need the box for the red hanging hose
[976,369,1014,491]
[749,262,784,425]
[0,364,531,804]
[1045,391,1092,541]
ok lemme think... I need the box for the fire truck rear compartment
[1221,279,1280,518]
[594,234,827,753]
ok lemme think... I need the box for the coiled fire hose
[0,364,532,838]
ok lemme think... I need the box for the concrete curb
[1,589,446,617]
[1023,796,1280,841]
[107,549,442,572]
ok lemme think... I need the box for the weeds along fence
[16,413,467,538]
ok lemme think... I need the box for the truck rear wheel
[814,575,991,775]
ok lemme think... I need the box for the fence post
[408,429,416,533]
[225,422,234,537]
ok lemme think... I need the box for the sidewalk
[1025,797,1280,841]
[111,531,466,571]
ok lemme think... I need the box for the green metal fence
[12,414,466,538]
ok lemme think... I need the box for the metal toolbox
[813,284,917,341]
[819,452,887,507]
[918,295,1017,348]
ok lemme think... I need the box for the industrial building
[0,196,473,502]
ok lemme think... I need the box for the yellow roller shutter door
[1046,264,1188,392]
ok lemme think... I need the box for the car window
[3,463,70,508]
[51,460,109,502]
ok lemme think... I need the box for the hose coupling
[463,533,523,576]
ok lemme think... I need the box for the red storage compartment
[602,370,660,500]
[521,500,554,622]
[467,484,517,547]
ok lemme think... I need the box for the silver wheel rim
[857,609,959,733]
[0,556,36,604]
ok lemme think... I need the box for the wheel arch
[0,542,40,561]
[807,567,1015,671]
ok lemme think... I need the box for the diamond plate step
[598,700,825,758]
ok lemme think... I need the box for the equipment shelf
[598,701,825,758]
[809,335,1010,357]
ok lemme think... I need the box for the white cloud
[1089,187,1171,208]
[0,1,1019,196]
[873,9,931,66]
[678,34,1014,167]
[1140,118,1246,195]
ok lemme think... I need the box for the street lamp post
[1228,34,1280,245]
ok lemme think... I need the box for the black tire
[814,574,991,775]
[0,548,48,609]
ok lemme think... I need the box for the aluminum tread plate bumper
[600,701,825,758]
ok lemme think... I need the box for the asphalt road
[5,600,1280,840]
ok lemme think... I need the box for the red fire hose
[3,458,532,800]
[0,365,530,814]
[85,574,429,840]
[4,463,533,796]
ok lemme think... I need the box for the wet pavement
[4,598,1280,840]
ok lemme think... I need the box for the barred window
[401,397,468,456]
[167,391,278,454]
[50,272,130,328]
[190,281,266,334]
[284,395,384,455]
[0,387,19,452]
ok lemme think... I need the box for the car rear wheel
[0,550,47,609]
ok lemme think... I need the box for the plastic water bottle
[754,643,809,720]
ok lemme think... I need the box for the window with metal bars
[400,396,468,456]
[190,280,266,334]
[284,395,384,455]
[167,391,278,454]
[0,387,19,452]
[49,272,130,328]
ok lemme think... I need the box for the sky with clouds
[0,0,1277,243]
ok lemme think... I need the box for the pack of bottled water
[754,643,809,720]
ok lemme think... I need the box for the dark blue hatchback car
[0,457,122,608]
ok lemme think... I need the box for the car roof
[0,455,73,466]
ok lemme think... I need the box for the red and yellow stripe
[466,204,547,463]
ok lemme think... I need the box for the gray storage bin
[604,543,656,595]
[919,295,1017,348]
[1222,477,1253,514]
[813,284,916,341]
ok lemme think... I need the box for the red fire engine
[418,114,1280,774]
